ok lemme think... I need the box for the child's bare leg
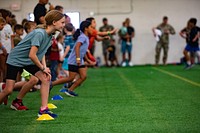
[68,67,87,92]
[34,71,50,110]
[0,79,15,104]
[16,76,39,99]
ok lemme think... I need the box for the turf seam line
[116,70,176,133]
[153,67,200,88]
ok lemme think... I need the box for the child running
[0,10,65,118]
[51,20,93,97]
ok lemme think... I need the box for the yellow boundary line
[153,67,200,87]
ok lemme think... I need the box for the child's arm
[29,46,49,73]
[95,35,110,42]
[192,32,199,42]
[0,42,7,55]
[11,34,15,48]
[84,52,96,66]
[97,28,117,37]
[61,45,70,61]
[75,42,81,66]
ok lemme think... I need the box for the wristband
[76,58,81,61]
[107,31,111,35]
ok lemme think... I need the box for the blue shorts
[185,44,199,52]
[121,40,132,54]
[62,58,68,70]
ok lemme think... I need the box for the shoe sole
[64,91,76,97]
[10,104,18,110]
[10,104,28,110]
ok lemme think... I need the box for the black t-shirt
[189,26,199,47]
[122,26,135,42]
[181,27,190,43]
[33,3,47,25]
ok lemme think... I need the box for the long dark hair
[85,17,94,23]
[73,20,91,41]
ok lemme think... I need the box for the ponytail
[73,20,91,41]
[73,29,81,41]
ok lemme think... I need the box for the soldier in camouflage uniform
[152,16,175,65]
[99,18,115,66]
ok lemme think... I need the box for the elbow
[29,53,34,60]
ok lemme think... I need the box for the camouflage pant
[155,42,169,64]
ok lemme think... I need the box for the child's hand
[104,36,110,40]
[76,60,81,66]
[2,48,7,56]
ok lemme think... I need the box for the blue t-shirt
[7,28,52,67]
[68,32,89,65]
[64,35,75,58]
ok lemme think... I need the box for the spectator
[99,18,115,66]
[152,16,175,65]
[107,39,119,67]
[12,24,24,47]
[33,0,54,25]
[0,9,13,82]
[118,18,135,67]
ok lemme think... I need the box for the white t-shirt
[57,42,64,60]
[0,24,13,54]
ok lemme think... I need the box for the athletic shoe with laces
[10,99,28,110]
[0,82,8,105]
[38,107,57,118]
[65,90,78,97]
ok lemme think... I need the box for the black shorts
[68,64,86,73]
[6,64,40,80]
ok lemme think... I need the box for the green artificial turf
[0,65,200,133]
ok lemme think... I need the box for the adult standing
[118,18,135,67]
[152,16,175,65]
[33,0,54,25]
[99,18,115,66]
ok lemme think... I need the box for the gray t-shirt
[7,28,52,67]
[68,32,89,65]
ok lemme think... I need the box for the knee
[81,75,87,81]
[29,78,39,85]
[4,88,13,95]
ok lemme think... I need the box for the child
[107,39,119,66]
[0,16,6,52]
[23,21,37,34]
[182,18,200,69]
[0,10,65,118]
[12,24,24,47]
[56,33,65,78]
[49,36,60,81]
[51,20,93,97]
[62,23,75,76]
[0,9,13,82]
[120,21,131,45]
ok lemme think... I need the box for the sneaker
[65,90,78,97]
[0,83,8,105]
[122,62,126,67]
[10,99,28,110]
[38,107,57,118]
[184,64,191,70]
[129,62,133,66]
[65,82,74,88]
